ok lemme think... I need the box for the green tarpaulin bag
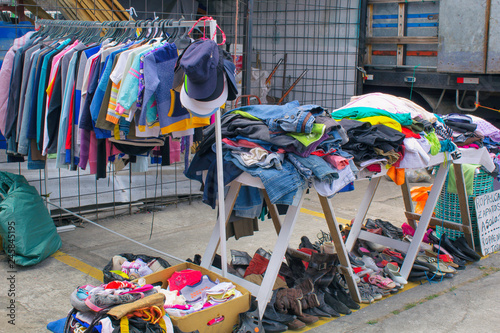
[0,171,61,266]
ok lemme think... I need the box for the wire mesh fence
[0,0,361,221]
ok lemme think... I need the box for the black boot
[441,234,476,262]
[453,237,481,261]
[305,252,337,285]
[322,290,352,315]
[328,274,360,310]
[285,253,307,283]
[299,236,320,251]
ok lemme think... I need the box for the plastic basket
[433,165,493,244]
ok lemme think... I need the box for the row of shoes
[258,236,361,332]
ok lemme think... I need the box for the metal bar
[357,0,369,94]
[46,201,186,263]
[242,0,254,98]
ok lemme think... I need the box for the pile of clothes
[331,92,500,180]
[48,268,243,333]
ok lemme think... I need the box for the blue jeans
[288,154,339,184]
[227,153,305,205]
[229,101,325,135]
[234,186,264,218]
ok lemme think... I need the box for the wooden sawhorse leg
[344,162,452,280]
[318,194,361,303]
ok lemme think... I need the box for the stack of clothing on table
[185,100,358,222]
[331,92,500,181]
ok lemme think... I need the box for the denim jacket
[229,101,325,135]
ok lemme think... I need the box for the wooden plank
[367,4,373,38]
[56,0,79,21]
[366,4,373,65]
[366,36,439,44]
[372,50,438,56]
[452,164,475,249]
[263,191,282,235]
[404,212,474,235]
[103,0,128,21]
[93,0,116,22]
[397,45,404,66]
[318,194,361,304]
[397,3,405,37]
[400,180,416,229]
[77,0,108,22]
[22,0,54,20]
[397,2,406,66]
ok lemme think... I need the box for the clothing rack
[35,18,201,30]
[32,18,230,279]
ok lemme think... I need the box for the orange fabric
[387,166,405,186]
[410,186,433,214]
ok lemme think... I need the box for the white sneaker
[361,255,382,273]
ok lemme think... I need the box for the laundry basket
[433,165,494,245]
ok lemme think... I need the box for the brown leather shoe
[296,313,319,325]
[286,318,307,330]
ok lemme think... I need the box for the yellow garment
[357,116,403,132]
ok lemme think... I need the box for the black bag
[102,253,171,283]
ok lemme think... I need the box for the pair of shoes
[322,289,352,315]
[384,263,408,286]
[357,285,374,304]
[375,219,404,239]
[303,291,340,318]
[328,277,360,310]
[440,234,477,262]
[453,237,481,261]
[367,274,396,290]
[415,255,456,274]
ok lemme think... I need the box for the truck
[358,0,500,122]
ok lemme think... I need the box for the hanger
[159,19,172,43]
[136,20,151,40]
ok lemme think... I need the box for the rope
[46,201,186,263]
[409,64,420,100]
[475,102,500,113]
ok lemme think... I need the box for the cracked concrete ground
[1,176,498,332]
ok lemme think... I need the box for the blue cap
[180,39,219,99]
[223,59,238,101]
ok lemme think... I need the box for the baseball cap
[179,39,219,99]
[223,59,238,101]
[180,75,228,117]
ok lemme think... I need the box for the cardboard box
[139,262,251,333]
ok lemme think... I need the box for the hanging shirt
[16,43,41,139]
[0,31,35,135]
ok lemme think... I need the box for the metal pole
[242,0,254,100]
[356,0,368,95]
